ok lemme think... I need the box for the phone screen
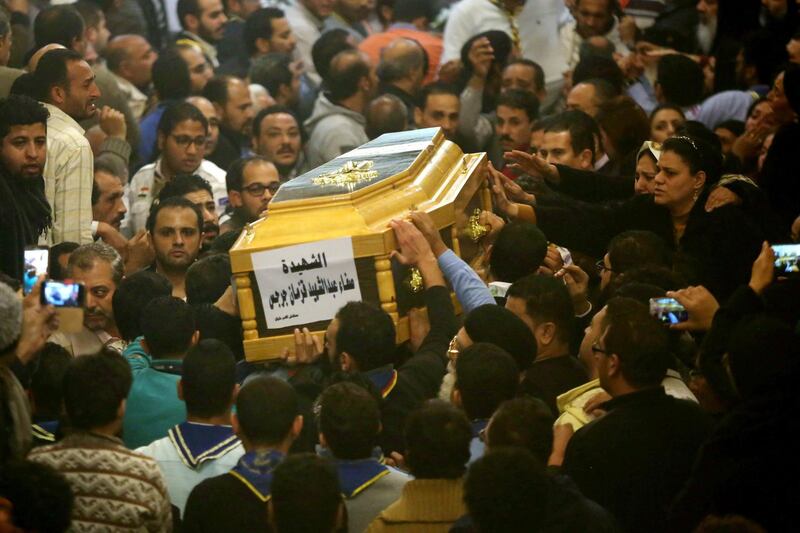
[41,281,85,308]
[649,297,688,325]
[772,244,800,276]
[23,249,49,295]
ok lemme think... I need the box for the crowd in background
[1,0,800,531]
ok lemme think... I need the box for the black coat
[535,192,764,301]
[562,387,711,533]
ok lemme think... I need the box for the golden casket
[229,127,490,362]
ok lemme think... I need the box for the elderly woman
[496,136,764,300]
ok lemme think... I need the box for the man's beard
[696,18,717,55]
[156,248,196,272]
[84,306,112,332]
[202,222,219,249]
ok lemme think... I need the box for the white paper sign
[252,237,363,328]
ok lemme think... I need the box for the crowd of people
[1,0,799,531]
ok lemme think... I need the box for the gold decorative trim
[312,160,379,186]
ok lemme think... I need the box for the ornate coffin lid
[229,127,487,273]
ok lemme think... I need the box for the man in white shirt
[284,0,335,86]
[137,339,244,517]
[124,102,227,236]
[442,0,567,93]
[34,48,100,245]
[105,35,159,121]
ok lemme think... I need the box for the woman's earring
[693,189,700,201]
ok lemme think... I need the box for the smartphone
[649,297,688,325]
[23,248,49,295]
[40,280,85,308]
[772,244,800,276]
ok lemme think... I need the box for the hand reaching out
[487,163,519,218]
[408,211,448,257]
[390,219,436,266]
[504,150,559,184]
[391,218,446,288]
[478,210,505,246]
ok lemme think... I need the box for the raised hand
[487,163,519,218]
[504,149,559,184]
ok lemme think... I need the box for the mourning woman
[495,135,764,301]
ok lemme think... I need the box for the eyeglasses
[447,335,460,361]
[595,259,613,274]
[171,134,208,148]
[591,342,607,356]
[242,182,281,196]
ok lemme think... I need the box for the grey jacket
[303,92,369,171]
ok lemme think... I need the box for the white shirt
[48,327,117,357]
[137,429,244,516]
[111,72,149,121]
[442,0,567,85]
[284,0,326,86]
[42,103,94,245]
[122,158,228,237]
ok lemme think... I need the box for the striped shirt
[42,103,94,245]
[28,431,173,532]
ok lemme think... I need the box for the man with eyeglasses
[124,102,227,237]
[219,155,281,234]
[551,297,709,533]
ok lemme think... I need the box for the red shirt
[359,26,444,84]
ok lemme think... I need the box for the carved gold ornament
[405,267,424,293]
[312,160,379,186]
[466,208,489,242]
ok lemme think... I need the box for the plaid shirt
[42,103,94,245]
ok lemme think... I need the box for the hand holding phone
[649,297,688,325]
[771,244,800,277]
[23,249,49,295]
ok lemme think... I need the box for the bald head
[105,34,157,88]
[186,96,220,154]
[378,38,426,89]
[28,43,66,72]
[327,49,376,103]
[365,94,408,139]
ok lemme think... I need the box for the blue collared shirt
[437,249,495,314]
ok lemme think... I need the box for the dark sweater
[562,387,711,533]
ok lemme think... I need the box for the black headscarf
[0,166,52,281]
